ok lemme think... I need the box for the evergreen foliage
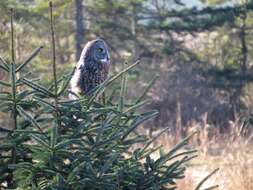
[0,3,219,190]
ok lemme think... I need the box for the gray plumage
[70,39,110,98]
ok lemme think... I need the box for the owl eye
[98,47,104,53]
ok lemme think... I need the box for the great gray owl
[70,39,110,98]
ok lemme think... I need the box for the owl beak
[100,57,110,65]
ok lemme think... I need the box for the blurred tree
[2,0,253,134]
[74,0,85,61]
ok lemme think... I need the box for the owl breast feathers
[70,39,110,98]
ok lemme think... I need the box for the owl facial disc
[92,40,110,66]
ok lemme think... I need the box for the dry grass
[176,145,253,190]
[149,116,253,190]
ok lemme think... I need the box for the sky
[183,0,204,7]
[184,0,238,7]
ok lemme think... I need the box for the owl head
[78,39,110,72]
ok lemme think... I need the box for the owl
[70,39,110,98]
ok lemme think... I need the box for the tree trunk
[75,0,85,61]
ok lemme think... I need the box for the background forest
[1,0,253,189]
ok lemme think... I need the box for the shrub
[0,3,206,190]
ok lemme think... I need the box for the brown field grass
[150,117,253,190]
